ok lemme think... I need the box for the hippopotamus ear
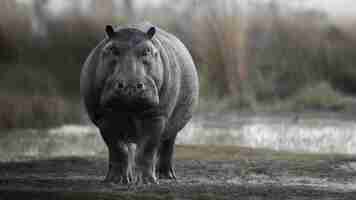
[105,25,115,38]
[146,27,156,39]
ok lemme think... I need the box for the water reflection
[0,125,104,161]
[1,113,356,161]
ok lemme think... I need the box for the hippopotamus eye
[141,48,151,57]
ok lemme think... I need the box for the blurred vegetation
[1,0,356,128]
[188,1,356,111]
[291,82,354,111]
[0,94,79,129]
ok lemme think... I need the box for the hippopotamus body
[80,22,199,184]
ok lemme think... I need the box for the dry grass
[175,144,353,162]
[292,82,353,111]
[191,1,247,98]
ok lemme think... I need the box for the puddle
[1,113,356,161]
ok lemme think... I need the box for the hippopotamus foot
[157,137,177,179]
[104,162,134,184]
[101,135,135,185]
[158,165,176,179]
[135,144,159,184]
[134,116,165,184]
[135,164,158,184]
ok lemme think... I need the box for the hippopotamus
[80,22,199,184]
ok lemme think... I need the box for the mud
[1,145,356,199]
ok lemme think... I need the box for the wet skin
[80,22,199,185]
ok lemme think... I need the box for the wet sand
[1,145,356,199]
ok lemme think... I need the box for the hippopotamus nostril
[116,81,125,90]
[117,82,125,89]
[136,83,144,90]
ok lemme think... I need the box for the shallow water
[1,112,356,161]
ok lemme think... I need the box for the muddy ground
[1,145,356,200]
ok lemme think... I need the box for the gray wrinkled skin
[80,22,199,184]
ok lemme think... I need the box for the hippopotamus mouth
[96,98,162,123]
[99,87,160,118]
[103,96,158,112]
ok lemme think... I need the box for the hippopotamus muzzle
[100,76,160,112]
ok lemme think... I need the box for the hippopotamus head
[99,25,163,112]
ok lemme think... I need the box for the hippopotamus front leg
[99,124,135,184]
[135,116,166,184]
[106,141,135,184]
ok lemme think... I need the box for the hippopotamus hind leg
[157,135,177,180]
